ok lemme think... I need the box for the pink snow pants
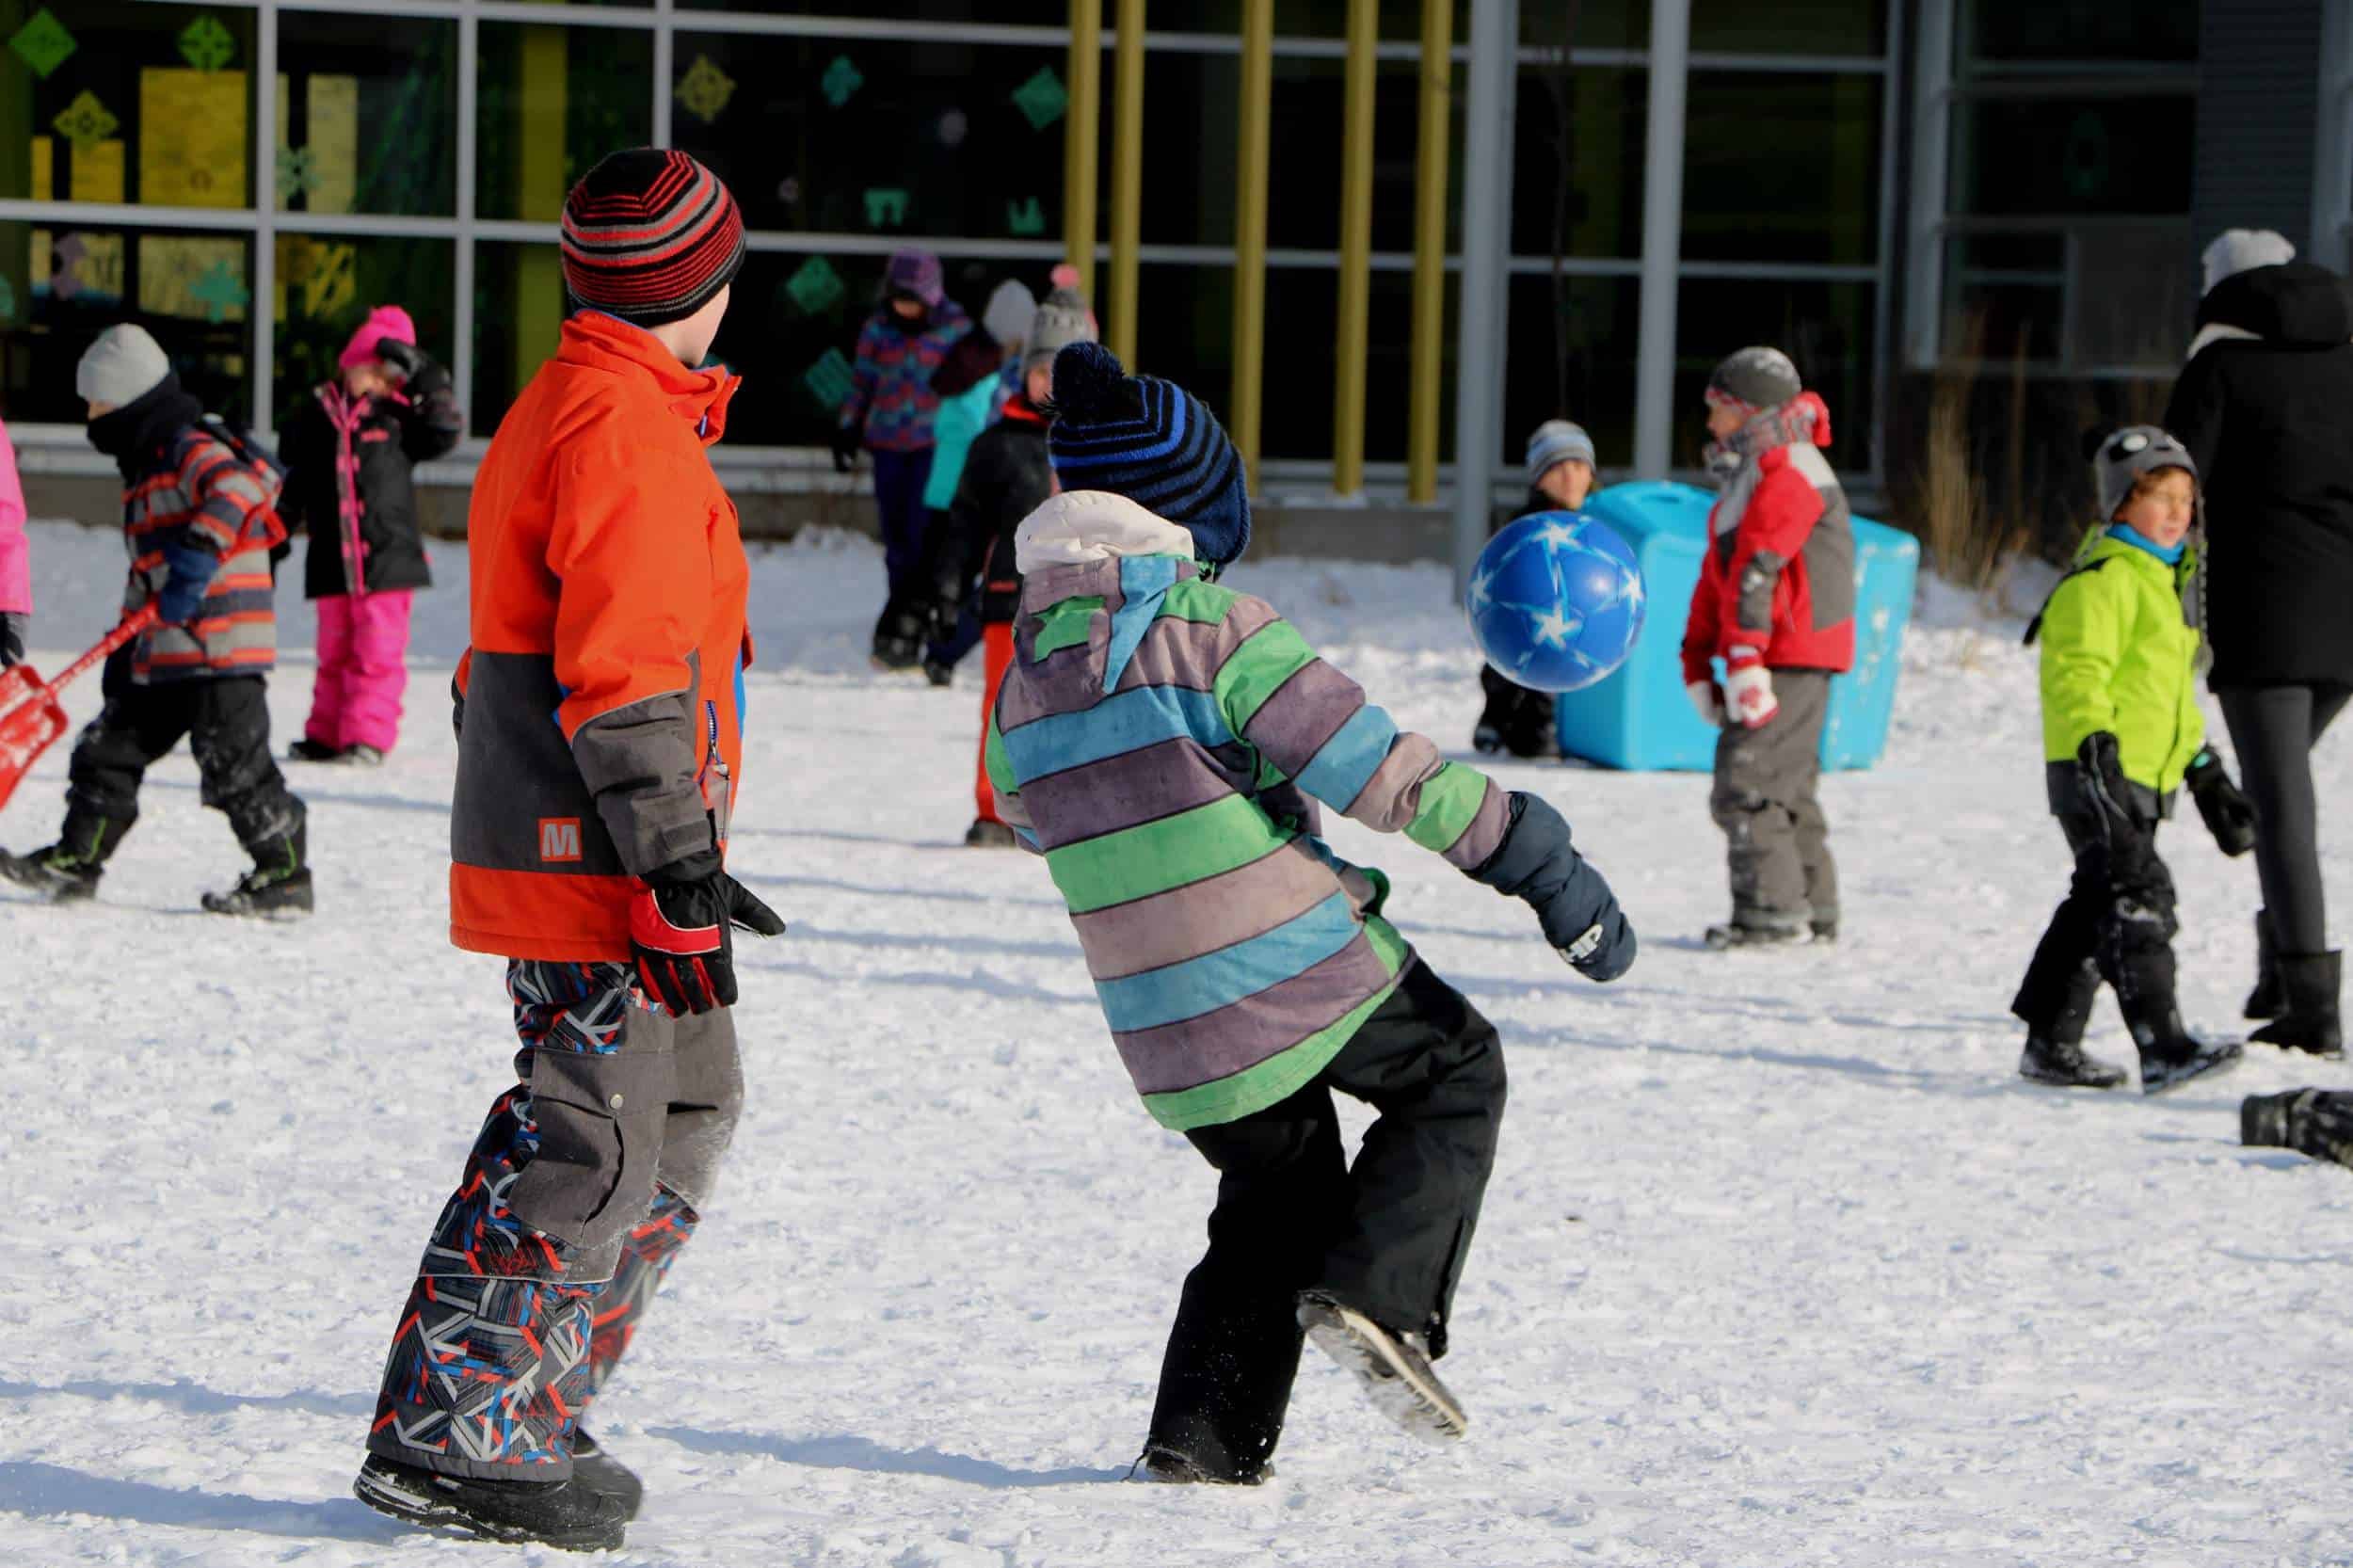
[305,590,413,753]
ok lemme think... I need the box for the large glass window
[1683,72,1881,264]
[2,220,254,424]
[276,10,457,216]
[3,2,259,209]
[1503,273,1640,470]
[476,23,652,222]
[1510,65,1646,261]
[671,33,1070,241]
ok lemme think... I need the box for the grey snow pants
[1710,667,1836,929]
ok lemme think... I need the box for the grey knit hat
[2201,229,2296,296]
[1025,287,1096,370]
[76,324,170,408]
[1705,345,1802,413]
[1525,420,1595,485]
[982,279,1036,350]
[2091,424,2198,520]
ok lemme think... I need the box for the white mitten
[1722,650,1780,728]
[1686,680,1725,727]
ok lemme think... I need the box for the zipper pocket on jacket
[699,698,733,845]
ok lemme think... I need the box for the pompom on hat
[1048,342,1251,568]
[559,149,745,327]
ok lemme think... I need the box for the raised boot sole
[352,1460,624,1552]
[1297,1293,1467,1445]
[2139,1039,2244,1096]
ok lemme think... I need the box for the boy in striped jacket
[0,325,308,916]
[986,344,1637,1482]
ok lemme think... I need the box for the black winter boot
[203,820,312,919]
[568,1429,643,1520]
[1705,915,1809,950]
[0,814,127,903]
[2246,910,2285,1020]
[2249,952,2343,1059]
[2124,999,2242,1095]
[353,1454,627,1551]
[1128,1441,1269,1486]
[2241,1088,2353,1165]
[2019,1032,2127,1090]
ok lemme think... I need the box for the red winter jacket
[1682,401,1856,681]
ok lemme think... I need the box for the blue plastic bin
[1552,481,1918,771]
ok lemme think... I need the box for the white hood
[1013,488,1196,574]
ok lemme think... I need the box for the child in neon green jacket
[2012,426,2257,1093]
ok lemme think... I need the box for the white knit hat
[76,324,170,408]
[2201,229,2297,295]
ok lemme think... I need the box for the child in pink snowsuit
[0,414,29,667]
[280,306,462,762]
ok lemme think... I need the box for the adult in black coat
[2162,242,2353,1055]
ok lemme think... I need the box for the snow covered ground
[3,517,2351,1568]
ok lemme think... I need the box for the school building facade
[1,0,2347,556]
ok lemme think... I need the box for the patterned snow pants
[368,960,744,1480]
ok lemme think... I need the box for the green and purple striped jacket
[985,528,1510,1131]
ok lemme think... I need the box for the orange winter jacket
[449,312,752,960]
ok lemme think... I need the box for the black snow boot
[1128,1441,1269,1486]
[1809,913,1840,944]
[2246,910,2285,1020]
[286,737,343,762]
[2125,1000,2242,1095]
[0,814,126,904]
[568,1430,643,1520]
[202,821,312,919]
[2241,1088,2353,1166]
[2018,1032,2127,1090]
[2249,952,2343,1059]
[964,818,1017,848]
[1296,1291,1466,1444]
[1705,916,1809,951]
[352,1454,627,1551]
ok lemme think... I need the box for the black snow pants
[2012,792,2181,1041]
[64,648,301,858]
[2218,682,2353,957]
[1710,668,1836,929]
[368,961,744,1481]
[1145,959,1505,1480]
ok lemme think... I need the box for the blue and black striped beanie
[1047,342,1251,567]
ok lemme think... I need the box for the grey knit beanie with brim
[1705,345,1802,414]
[2091,425,2198,520]
[1526,420,1596,486]
[77,324,171,408]
[1025,287,1096,370]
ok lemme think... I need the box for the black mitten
[2185,746,2257,857]
[1466,792,1636,981]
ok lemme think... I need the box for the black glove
[2185,746,2257,857]
[1466,792,1636,982]
[376,337,424,380]
[830,421,863,473]
[627,850,787,1016]
[2073,732,2146,843]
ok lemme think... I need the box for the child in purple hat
[832,248,971,668]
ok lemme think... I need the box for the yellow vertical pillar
[1063,0,1103,301]
[516,22,567,392]
[1231,0,1273,491]
[1107,0,1144,366]
[1332,0,1377,496]
[1406,0,1452,504]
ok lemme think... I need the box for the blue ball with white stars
[1465,510,1646,693]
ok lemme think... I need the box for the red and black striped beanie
[560,149,745,328]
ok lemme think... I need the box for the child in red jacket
[1681,347,1855,949]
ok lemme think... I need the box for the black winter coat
[922,397,1054,627]
[2163,262,2353,688]
[280,355,462,600]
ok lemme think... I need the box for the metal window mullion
[1673,259,1880,281]
[0,200,263,230]
[1904,0,1955,370]
[652,0,675,146]
[455,8,478,434]
[1865,0,1903,485]
[254,0,279,437]
[1632,0,1690,478]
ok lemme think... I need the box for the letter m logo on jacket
[538,818,584,864]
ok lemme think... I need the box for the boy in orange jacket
[355,150,781,1553]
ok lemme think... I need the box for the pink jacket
[0,417,28,616]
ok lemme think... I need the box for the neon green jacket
[2038,532,2205,791]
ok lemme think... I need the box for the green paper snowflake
[7,8,76,81]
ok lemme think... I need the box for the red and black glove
[628,850,786,1016]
